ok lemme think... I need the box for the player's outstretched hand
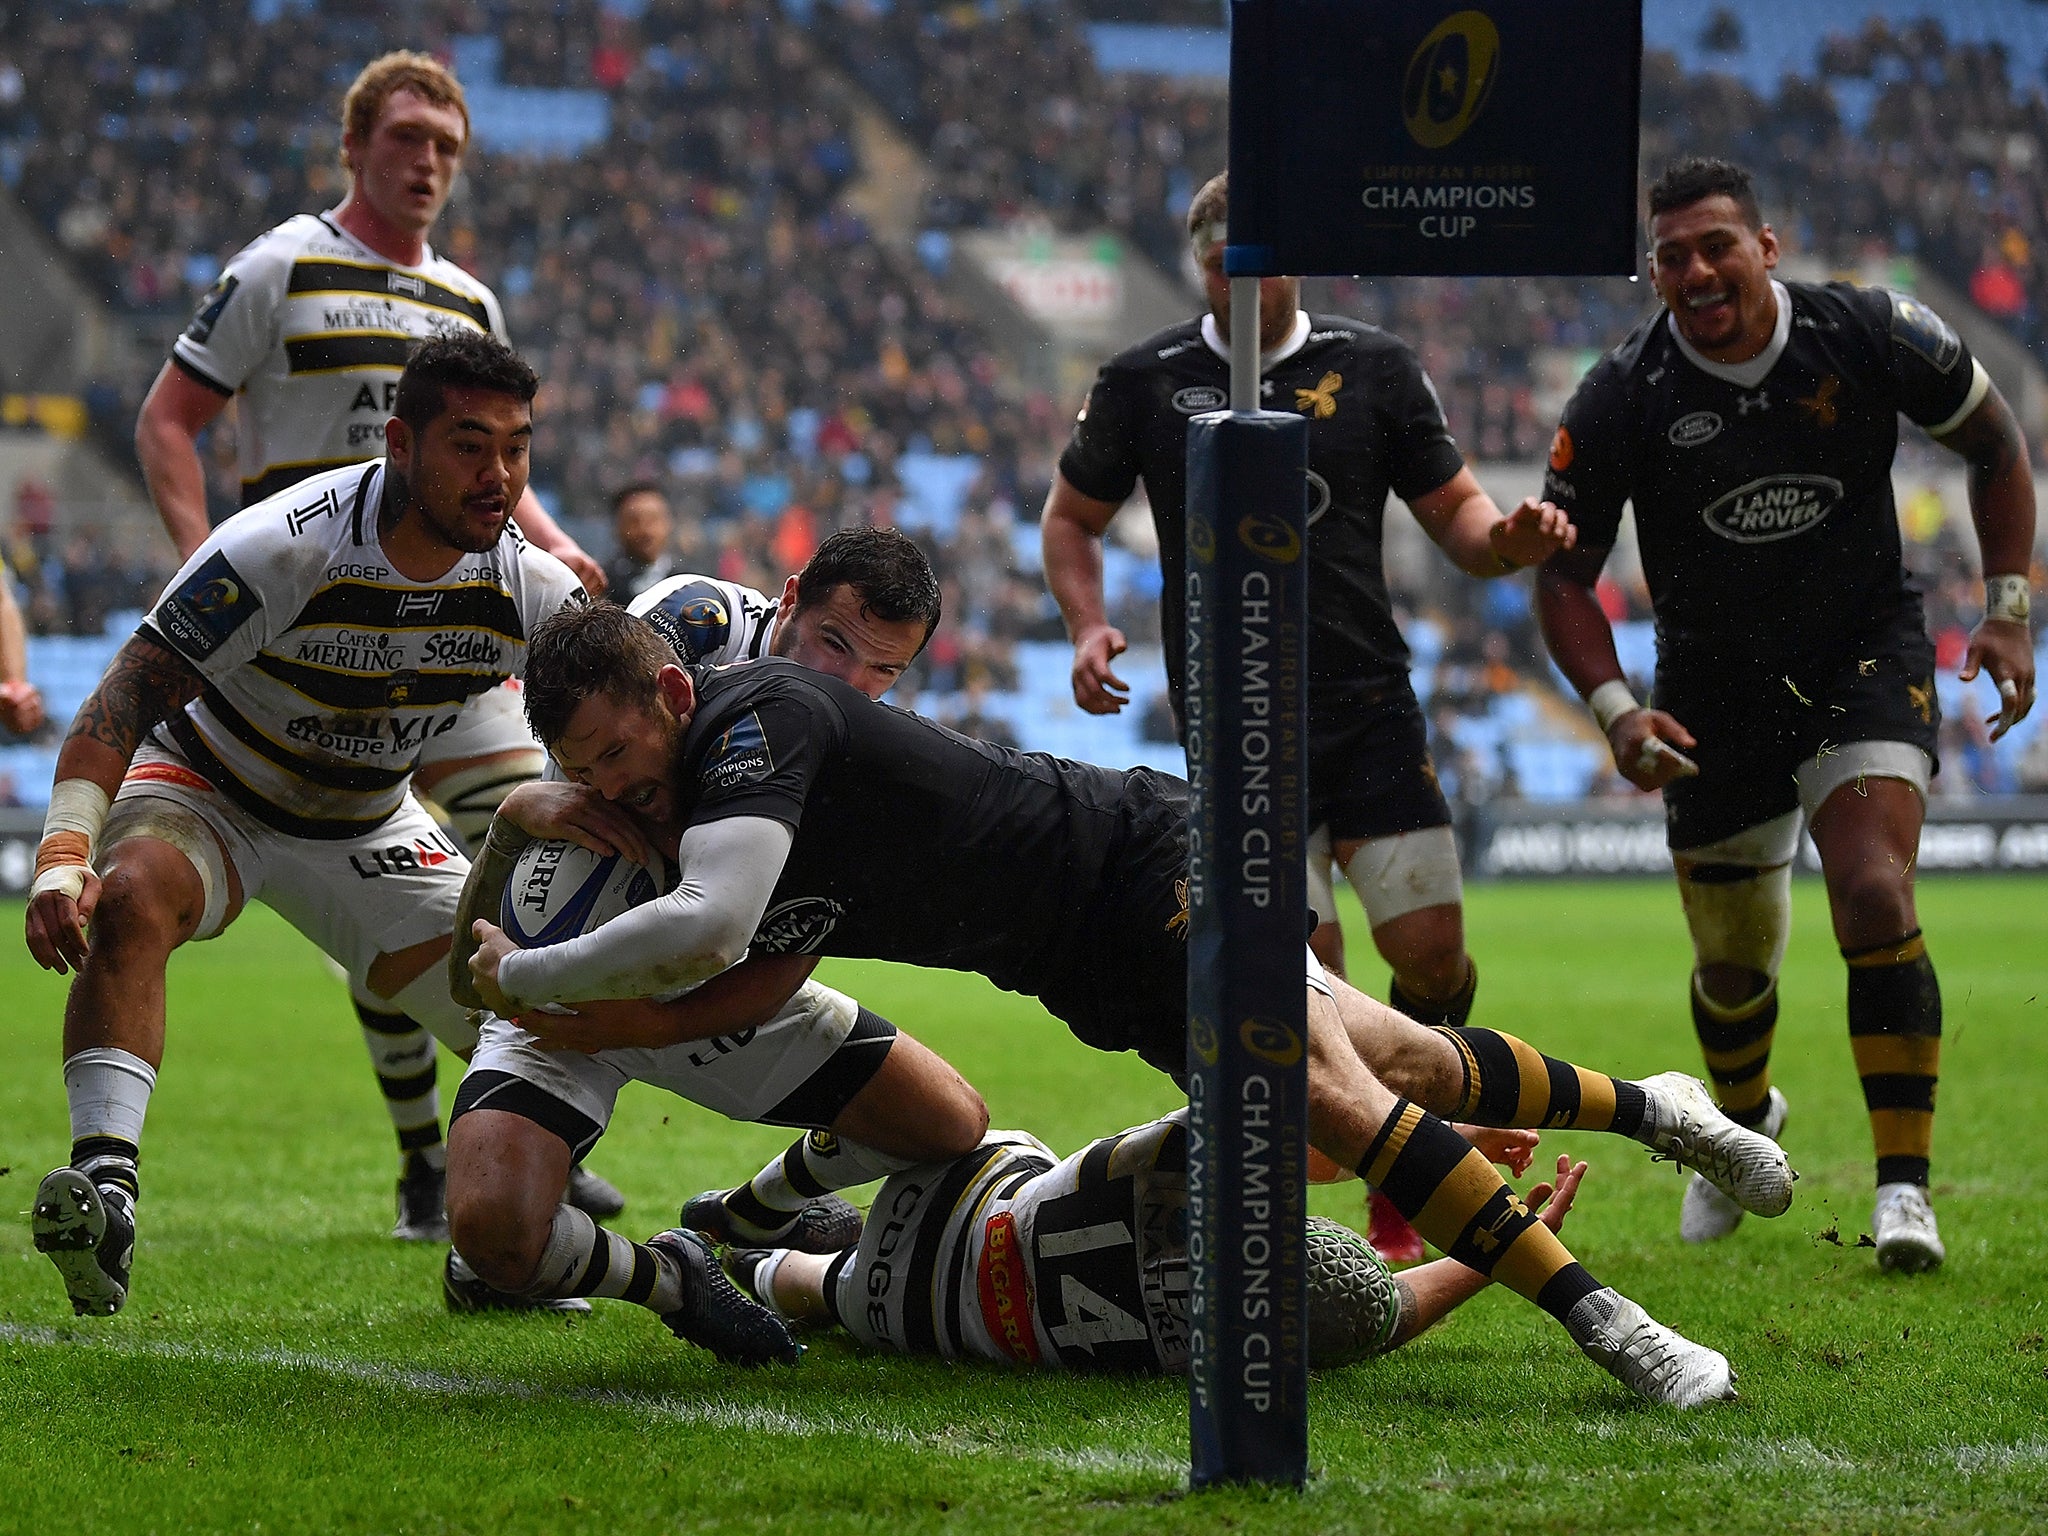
[1608,707,1699,790]
[1960,617,2036,741]
[0,678,46,735]
[25,872,99,974]
[1071,623,1131,714]
[498,780,655,867]
[468,918,519,1016]
[1527,1154,1587,1235]
[1495,498,1578,568]
[1456,1124,1538,1177]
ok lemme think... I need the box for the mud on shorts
[449,980,894,1160]
[1657,619,1940,851]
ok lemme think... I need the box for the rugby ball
[501,839,663,948]
[1305,1215,1402,1367]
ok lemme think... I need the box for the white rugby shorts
[102,739,466,991]
[465,978,863,1131]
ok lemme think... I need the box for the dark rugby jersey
[1058,313,1465,719]
[672,660,1158,998]
[1543,281,1982,678]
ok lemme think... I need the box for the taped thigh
[1672,811,1799,976]
[99,793,238,940]
[1795,740,1930,824]
[1340,824,1463,928]
[1305,824,1339,928]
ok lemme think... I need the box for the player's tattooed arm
[1384,1276,1427,1350]
[55,632,207,788]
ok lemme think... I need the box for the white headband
[1191,219,1227,255]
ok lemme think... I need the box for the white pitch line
[0,1323,1185,1478]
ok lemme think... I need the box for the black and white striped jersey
[845,1112,1191,1372]
[171,213,509,507]
[627,573,778,667]
[140,460,584,838]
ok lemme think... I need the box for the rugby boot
[1636,1072,1794,1217]
[32,1168,134,1317]
[1680,1088,1788,1243]
[646,1228,803,1366]
[565,1162,626,1218]
[680,1188,863,1253]
[1873,1183,1945,1274]
[393,1158,450,1243]
[1365,1190,1426,1265]
[1566,1288,1736,1408]
[442,1250,592,1314]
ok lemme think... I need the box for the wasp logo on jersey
[1294,372,1343,419]
[752,895,846,954]
[157,552,262,660]
[1700,474,1845,543]
[701,710,775,792]
[1799,376,1842,427]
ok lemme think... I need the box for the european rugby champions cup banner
[1225,0,1644,277]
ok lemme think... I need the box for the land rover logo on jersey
[1701,475,1845,543]
[1402,11,1500,149]
[751,896,845,954]
[702,710,774,791]
[1173,385,1226,414]
[1667,411,1722,448]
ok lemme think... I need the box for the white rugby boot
[1566,1288,1737,1408]
[1636,1072,1794,1217]
[1680,1088,1789,1243]
[1873,1183,1945,1274]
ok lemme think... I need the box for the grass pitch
[2,878,2045,1534]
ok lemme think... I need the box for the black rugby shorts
[1656,614,1940,849]
[1035,768,1192,1082]
[1307,683,1454,843]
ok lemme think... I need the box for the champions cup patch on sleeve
[700,710,775,792]
[1889,292,1963,373]
[155,551,262,660]
[977,1211,1041,1364]
[182,273,240,343]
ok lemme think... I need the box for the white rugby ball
[501,839,663,947]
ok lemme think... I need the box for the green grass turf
[1,879,2045,1534]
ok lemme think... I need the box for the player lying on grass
[462,602,1795,1405]
[436,530,996,1333]
[724,1115,1584,1377]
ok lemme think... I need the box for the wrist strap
[1985,573,2031,626]
[1587,680,1641,735]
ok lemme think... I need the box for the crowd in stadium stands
[2,1,2044,795]
[1639,25,2048,363]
